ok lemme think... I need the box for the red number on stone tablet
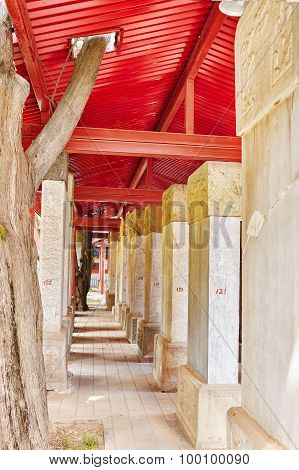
[216,288,227,295]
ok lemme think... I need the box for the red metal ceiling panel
[13,1,239,216]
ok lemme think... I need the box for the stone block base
[43,326,68,392]
[62,305,75,355]
[106,291,115,310]
[227,407,285,450]
[121,304,129,330]
[176,365,241,449]
[125,313,139,344]
[153,334,187,392]
[137,319,160,362]
[114,302,122,323]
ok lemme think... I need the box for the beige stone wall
[235,0,299,448]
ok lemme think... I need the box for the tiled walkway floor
[48,309,192,450]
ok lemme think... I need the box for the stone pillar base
[153,334,187,392]
[114,301,122,323]
[62,305,75,355]
[121,304,129,330]
[43,326,68,392]
[106,291,115,310]
[125,313,140,344]
[137,319,160,362]
[227,407,285,450]
[176,365,241,449]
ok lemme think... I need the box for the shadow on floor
[72,335,127,344]
[74,325,121,333]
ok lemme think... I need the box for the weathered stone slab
[40,180,66,332]
[43,326,68,391]
[137,319,160,363]
[188,216,240,384]
[234,0,299,450]
[107,232,118,296]
[118,220,128,304]
[144,203,162,235]
[153,335,187,392]
[154,184,189,391]
[177,365,241,449]
[227,408,286,450]
[144,232,162,324]
[137,204,162,361]
[236,1,299,135]
[187,162,241,225]
[162,184,188,226]
[161,222,189,343]
[45,152,69,182]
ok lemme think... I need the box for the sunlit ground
[87,288,106,308]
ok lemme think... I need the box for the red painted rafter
[74,187,163,203]
[74,217,120,230]
[146,158,153,188]
[6,0,52,122]
[24,125,241,161]
[130,158,148,189]
[131,5,227,186]
[157,4,226,132]
[185,78,195,134]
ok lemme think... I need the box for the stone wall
[230,0,299,449]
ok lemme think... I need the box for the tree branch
[0,0,14,73]
[27,36,108,191]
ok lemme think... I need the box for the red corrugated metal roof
[14,0,238,216]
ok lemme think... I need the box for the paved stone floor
[48,309,192,450]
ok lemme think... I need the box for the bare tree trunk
[74,232,93,311]
[81,232,93,311]
[0,3,108,449]
[75,261,84,312]
[0,12,48,449]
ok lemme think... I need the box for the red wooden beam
[121,5,227,188]
[6,0,52,122]
[156,5,226,132]
[130,159,148,189]
[80,227,119,232]
[146,158,153,189]
[74,187,163,203]
[185,79,195,134]
[74,217,120,229]
[24,125,241,161]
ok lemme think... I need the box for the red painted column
[71,229,77,297]
[100,246,105,295]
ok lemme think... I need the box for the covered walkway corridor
[48,309,191,450]
[0,0,298,452]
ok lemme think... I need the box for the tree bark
[0,3,108,449]
[74,231,93,311]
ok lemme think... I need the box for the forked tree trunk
[0,4,108,449]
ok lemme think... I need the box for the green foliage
[0,225,6,241]
[62,433,99,450]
